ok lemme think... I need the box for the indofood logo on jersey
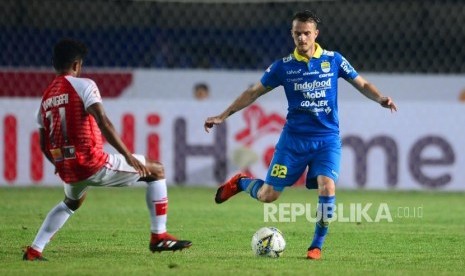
[294,79,331,92]
[321,61,331,73]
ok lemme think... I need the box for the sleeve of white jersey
[66,76,103,110]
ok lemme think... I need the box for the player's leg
[215,131,305,204]
[23,183,88,261]
[256,184,281,203]
[306,139,341,260]
[141,158,192,252]
[307,176,336,260]
[214,165,299,204]
[91,154,191,252]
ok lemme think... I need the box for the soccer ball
[251,227,286,258]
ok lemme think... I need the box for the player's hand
[125,155,150,178]
[379,97,398,112]
[204,116,224,133]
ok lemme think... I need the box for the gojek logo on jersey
[294,79,331,92]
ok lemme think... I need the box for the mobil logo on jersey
[294,79,331,92]
[233,105,285,178]
[303,90,326,100]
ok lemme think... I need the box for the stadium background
[1,0,465,190]
[1,0,464,71]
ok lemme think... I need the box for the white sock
[31,201,74,252]
[146,179,168,234]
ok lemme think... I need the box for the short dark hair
[194,82,209,91]
[52,38,87,72]
[292,10,321,27]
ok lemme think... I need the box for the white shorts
[64,154,146,200]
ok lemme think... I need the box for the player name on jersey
[41,94,69,110]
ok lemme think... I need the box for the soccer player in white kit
[23,39,191,261]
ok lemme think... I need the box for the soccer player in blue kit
[204,10,397,259]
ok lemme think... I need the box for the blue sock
[310,195,335,249]
[238,178,264,199]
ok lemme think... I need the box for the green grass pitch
[1,186,464,275]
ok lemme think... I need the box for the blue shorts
[265,131,341,191]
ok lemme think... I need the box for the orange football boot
[214,173,247,204]
[307,247,322,260]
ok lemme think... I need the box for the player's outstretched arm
[87,102,150,177]
[348,75,398,112]
[204,82,269,133]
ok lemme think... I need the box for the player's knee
[145,159,165,180]
[317,176,336,195]
[260,195,278,203]
[258,189,280,203]
[63,194,86,211]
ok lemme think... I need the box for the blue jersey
[261,44,358,137]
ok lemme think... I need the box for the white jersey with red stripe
[37,75,108,183]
